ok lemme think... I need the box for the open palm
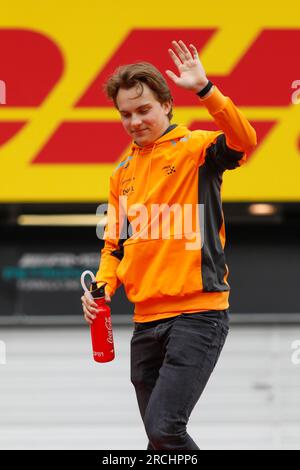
[166,40,208,93]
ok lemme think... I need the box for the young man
[81,40,256,450]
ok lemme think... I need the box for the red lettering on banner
[0,29,63,150]
[76,29,300,107]
[33,122,131,163]
[72,29,300,163]
[0,28,298,164]
[0,29,64,106]
[76,29,215,107]
[0,123,26,146]
[210,30,300,106]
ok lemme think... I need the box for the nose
[131,114,142,128]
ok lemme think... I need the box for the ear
[162,100,172,115]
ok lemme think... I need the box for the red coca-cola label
[105,316,114,344]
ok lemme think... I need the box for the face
[116,83,171,147]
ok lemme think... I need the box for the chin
[136,137,152,147]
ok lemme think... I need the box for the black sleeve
[204,133,245,173]
[111,239,125,261]
[110,216,130,261]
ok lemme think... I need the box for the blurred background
[0,0,300,450]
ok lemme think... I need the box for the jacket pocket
[116,236,203,302]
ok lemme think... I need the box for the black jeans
[130,310,229,450]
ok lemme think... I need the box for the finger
[83,304,96,319]
[82,299,98,310]
[103,286,111,302]
[168,48,182,71]
[178,40,193,60]
[82,304,96,317]
[84,314,93,325]
[189,44,199,60]
[171,40,186,62]
[84,312,93,324]
[165,69,179,84]
[83,293,98,308]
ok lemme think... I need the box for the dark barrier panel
[226,223,300,314]
[0,225,134,322]
[0,220,300,322]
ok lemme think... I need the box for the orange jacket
[96,86,257,322]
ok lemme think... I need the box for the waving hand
[166,40,209,94]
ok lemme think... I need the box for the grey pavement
[0,323,300,450]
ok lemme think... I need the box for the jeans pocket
[212,324,228,369]
[181,312,220,328]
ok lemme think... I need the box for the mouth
[133,129,148,135]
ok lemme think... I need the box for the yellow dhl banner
[0,0,300,202]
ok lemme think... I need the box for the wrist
[193,79,209,94]
[196,80,214,98]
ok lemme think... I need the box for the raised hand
[166,40,209,93]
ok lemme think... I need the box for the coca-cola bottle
[81,270,115,363]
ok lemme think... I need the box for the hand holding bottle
[81,270,115,363]
[81,281,111,325]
